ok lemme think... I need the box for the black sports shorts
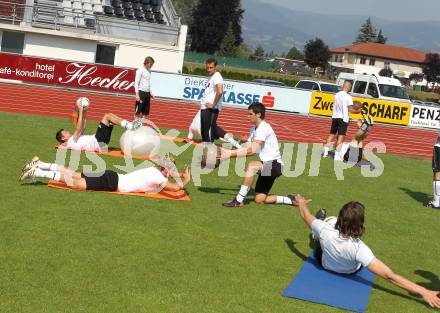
[343,146,363,164]
[135,90,151,116]
[433,146,440,172]
[81,170,119,191]
[255,160,283,195]
[94,122,113,145]
[330,118,348,136]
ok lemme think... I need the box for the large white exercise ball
[120,126,160,157]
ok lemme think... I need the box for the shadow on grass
[198,186,242,195]
[399,187,430,205]
[284,239,427,306]
[415,270,440,290]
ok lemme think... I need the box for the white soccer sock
[323,146,330,156]
[236,185,250,203]
[121,120,133,130]
[433,180,440,206]
[35,169,61,181]
[276,196,292,205]
[37,161,58,171]
[187,130,194,140]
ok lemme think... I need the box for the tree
[409,73,424,83]
[379,68,393,77]
[217,23,238,57]
[189,0,244,54]
[286,46,304,60]
[376,29,387,44]
[236,43,252,59]
[354,17,377,43]
[253,45,265,57]
[423,53,440,85]
[304,38,331,70]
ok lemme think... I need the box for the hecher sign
[0,52,312,113]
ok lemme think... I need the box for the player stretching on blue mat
[293,195,440,308]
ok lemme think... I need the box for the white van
[336,73,411,103]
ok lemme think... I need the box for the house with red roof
[329,42,427,79]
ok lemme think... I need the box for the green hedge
[182,65,299,87]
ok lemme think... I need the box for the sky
[259,0,440,21]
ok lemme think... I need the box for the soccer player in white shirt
[323,81,362,158]
[294,194,440,308]
[134,56,155,121]
[426,132,440,209]
[55,100,140,152]
[20,156,190,193]
[220,102,297,207]
[200,58,224,143]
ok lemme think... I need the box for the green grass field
[1,111,439,313]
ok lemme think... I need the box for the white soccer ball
[76,97,90,109]
[120,126,161,157]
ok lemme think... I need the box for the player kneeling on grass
[220,102,297,207]
[56,99,141,152]
[294,194,440,308]
[19,156,190,193]
[335,114,373,163]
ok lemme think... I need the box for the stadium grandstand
[0,0,187,72]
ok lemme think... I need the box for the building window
[369,58,375,66]
[95,44,116,65]
[1,31,25,54]
[360,57,366,65]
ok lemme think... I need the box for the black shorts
[81,170,119,191]
[343,146,363,163]
[94,122,113,145]
[330,118,348,136]
[135,91,151,116]
[255,160,283,195]
[432,146,440,172]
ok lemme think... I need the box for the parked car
[251,79,287,87]
[295,80,340,93]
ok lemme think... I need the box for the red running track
[0,82,437,159]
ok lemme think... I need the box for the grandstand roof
[330,42,428,64]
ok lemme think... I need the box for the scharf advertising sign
[0,53,312,113]
[309,91,411,126]
[409,104,440,129]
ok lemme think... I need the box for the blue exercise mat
[283,254,375,313]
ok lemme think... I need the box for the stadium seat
[103,5,113,14]
[142,4,151,11]
[83,3,93,12]
[111,0,122,7]
[150,0,159,5]
[122,1,132,9]
[114,6,123,16]
[144,10,154,22]
[134,9,143,20]
[63,14,74,24]
[91,0,101,5]
[124,8,134,19]
[132,2,141,10]
[72,1,82,10]
[141,0,149,4]
[62,0,72,9]
[151,4,160,13]
[93,4,103,13]
[154,11,163,23]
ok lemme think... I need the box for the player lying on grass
[56,100,141,152]
[334,114,373,162]
[294,194,440,308]
[184,109,242,148]
[219,102,297,207]
[19,156,190,193]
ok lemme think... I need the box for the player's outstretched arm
[368,259,440,308]
[220,141,262,160]
[296,194,314,229]
[72,104,85,141]
[163,166,191,191]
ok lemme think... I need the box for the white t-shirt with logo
[201,72,223,110]
[312,219,375,274]
[332,91,353,123]
[66,135,101,152]
[117,167,167,193]
[248,120,282,163]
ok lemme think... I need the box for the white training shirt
[332,91,353,123]
[66,135,101,152]
[134,66,152,93]
[435,132,440,147]
[117,167,167,193]
[312,219,375,274]
[201,72,223,110]
[248,120,282,163]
